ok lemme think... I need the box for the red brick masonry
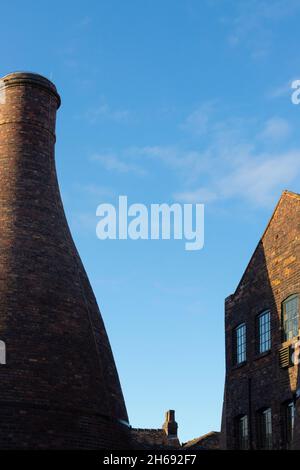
[0,72,130,449]
[221,191,300,449]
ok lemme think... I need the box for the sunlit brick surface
[221,191,300,449]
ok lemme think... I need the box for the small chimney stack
[163,410,178,438]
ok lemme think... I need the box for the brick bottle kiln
[0,72,130,449]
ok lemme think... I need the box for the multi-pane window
[283,401,295,448]
[235,415,249,450]
[258,408,272,449]
[283,295,299,341]
[234,323,246,364]
[258,310,271,353]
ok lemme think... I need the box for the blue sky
[1,0,300,442]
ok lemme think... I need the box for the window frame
[257,407,272,450]
[233,322,247,365]
[257,310,271,354]
[235,414,249,450]
[282,294,300,342]
[282,400,295,449]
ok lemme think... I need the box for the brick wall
[222,191,300,449]
[0,72,130,449]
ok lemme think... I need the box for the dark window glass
[283,295,299,341]
[258,408,272,449]
[235,415,249,450]
[283,401,295,448]
[234,323,246,364]
[258,310,271,353]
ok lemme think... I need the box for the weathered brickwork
[222,191,300,449]
[0,72,130,449]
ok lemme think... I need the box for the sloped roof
[131,428,180,449]
[183,431,220,449]
[229,190,300,298]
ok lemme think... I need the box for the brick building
[182,431,220,450]
[221,190,300,449]
[132,410,220,450]
[132,411,181,449]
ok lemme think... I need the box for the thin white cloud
[267,80,295,99]
[174,188,217,204]
[174,150,300,207]
[89,107,298,208]
[218,0,300,59]
[219,150,300,206]
[259,117,291,142]
[91,153,146,176]
[130,145,212,177]
[85,103,131,124]
[172,112,299,207]
[180,102,215,136]
[132,145,194,169]
[75,183,116,198]
[172,113,300,207]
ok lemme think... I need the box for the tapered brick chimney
[0,72,130,449]
[163,410,178,438]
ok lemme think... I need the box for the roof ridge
[229,189,300,298]
[283,189,300,199]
